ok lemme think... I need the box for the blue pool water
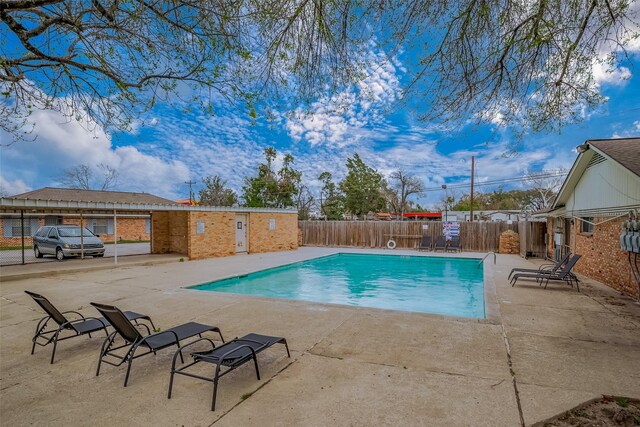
[191,253,485,318]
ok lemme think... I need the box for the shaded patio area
[1,248,638,426]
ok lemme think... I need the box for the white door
[235,215,247,253]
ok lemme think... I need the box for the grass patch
[240,392,253,401]
[616,397,630,408]
[0,245,33,251]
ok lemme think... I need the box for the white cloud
[0,176,31,196]
[1,108,190,199]
[284,43,403,148]
[592,61,632,86]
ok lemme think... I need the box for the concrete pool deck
[1,247,638,426]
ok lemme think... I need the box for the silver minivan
[33,225,105,260]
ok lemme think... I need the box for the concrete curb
[0,256,183,282]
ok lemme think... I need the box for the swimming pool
[191,253,485,318]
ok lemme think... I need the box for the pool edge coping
[183,250,498,323]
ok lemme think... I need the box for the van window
[58,227,95,237]
[35,227,48,237]
[48,228,58,238]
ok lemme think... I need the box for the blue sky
[1,40,639,208]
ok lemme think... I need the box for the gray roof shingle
[588,138,640,177]
[10,187,177,205]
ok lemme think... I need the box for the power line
[184,180,197,204]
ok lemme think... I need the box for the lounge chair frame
[418,236,432,251]
[510,255,582,291]
[25,290,154,364]
[446,237,461,252]
[434,236,446,252]
[508,252,571,280]
[91,302,223,386]
[168,334,290,411]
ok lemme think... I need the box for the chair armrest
[178,337,217,354]
[135,323,151,336]
[61,310,85,320]
[171,337,216,371]
[219,344,258,362]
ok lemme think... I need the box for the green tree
[339,154,386,219]
[199,176,238,207]
[242,147,301,208]
[318,172,345,220]
[451,193,487,211]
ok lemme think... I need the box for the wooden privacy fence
[299,221,523,253]
[518,221,548,258]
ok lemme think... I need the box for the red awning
[402,212,442,218]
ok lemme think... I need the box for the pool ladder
[477,252,496,268]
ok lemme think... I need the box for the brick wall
[151,210,298,259]
[63,217,149,242]
[188,211,235,260]
[248,213,298,253]
[1,216,149,247]
[151,211,189,255]
[0,217,43,247]
[573,216,638,299]
[546,216,638,299]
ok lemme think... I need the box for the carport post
[80,211,84,259]
[114,210,117,264]
[20,210,25,265]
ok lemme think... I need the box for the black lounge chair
[434,236,446,251]
[168,333,290,411]
[418,236,432,251]
[91,302,224,386]
[510,254,582,290]
[508,252,571,280]
[447,237,461,252]
[25,290,154,364]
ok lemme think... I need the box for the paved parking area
[1,247,638,426]
[0,242,150,266]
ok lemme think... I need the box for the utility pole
[470,156,475,223]
[185,180,196,205]
[441,184,448,222]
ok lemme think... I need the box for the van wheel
[34,246,43,258]
[55,248,65,261]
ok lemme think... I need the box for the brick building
[1,188,174,247]
[1,188,298,262]
[543,138,640,299]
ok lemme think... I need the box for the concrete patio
[1,247,638,426]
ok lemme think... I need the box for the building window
[11,219,31,237]
[581,217,594,234]
[45,216,63,225]
[93,218,109,235]
[3,218,39,237]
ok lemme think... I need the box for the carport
[1,196,299,266]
